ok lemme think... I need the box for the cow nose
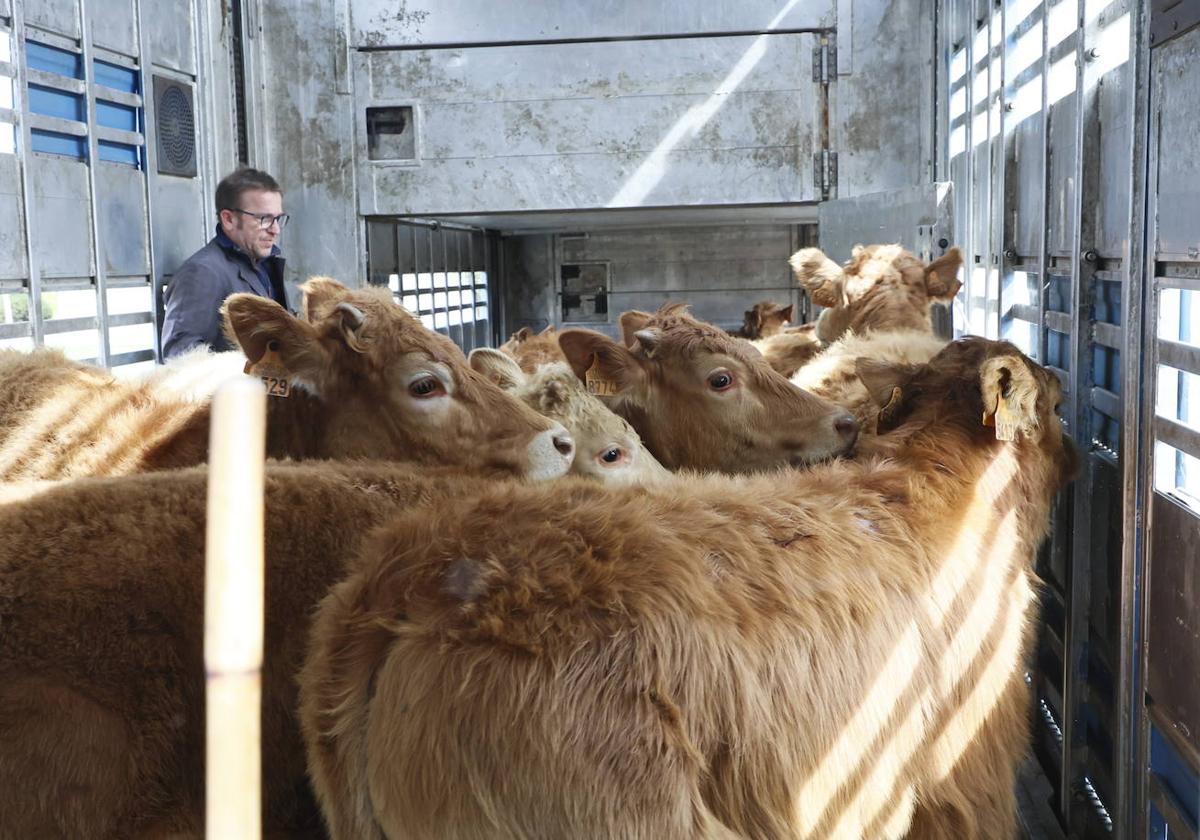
[834,413,859,442]
[553,432,575,459]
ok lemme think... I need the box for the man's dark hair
[215,168,281,213]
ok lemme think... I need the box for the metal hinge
[812,42,838,84]
[813,150,838,200]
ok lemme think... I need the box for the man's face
[220,188,284,261]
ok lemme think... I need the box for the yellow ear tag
[244,345,292,398]
[585,353,619,397]
[983,391,1023,441]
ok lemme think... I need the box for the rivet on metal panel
[939,238,950,248]
[1004,248,1017,260]
[1005,101,1015,112]
[1083,249,1098,263]
[1086,47,1100,61]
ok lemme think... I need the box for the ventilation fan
[153,75,197,177]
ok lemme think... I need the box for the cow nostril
[553,433,575,458]
[834,414,859,440]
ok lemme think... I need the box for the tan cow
[791,244,963,345]
[0,462,515,839]
[469,349,669,486]
[300,337,1078,840]
[0,278,573,482]
[557,303,859,473]
[728,300,795,340]
[498,324,567,373]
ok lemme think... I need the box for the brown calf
[0,278,573,482]
[300,337,1078,840]
[557,303,858,472]
[0,462,508,839]
[728,300,795,340]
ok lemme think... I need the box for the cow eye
[409,376,445,398]
[598,447,625,466]
[707,371,734,391]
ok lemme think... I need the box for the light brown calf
[470,349,669,486]
[0,278,573,482]
[728,300,794,340]
[300,338,1078,840]
[557,303,859,473]
[498,324,567,373]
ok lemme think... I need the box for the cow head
[469,349,669,486]
[855,337,1079,485]
[557,304,858,473]
[790,244,963,343]
[221,278,574,480]
[738,301,794,340]
[498,324,567,373]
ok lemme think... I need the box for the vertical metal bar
[1132,34,1162,840]
[1062,0,1102,826]
[1037,0,1049,367]
[487,231,500,346]
[135,0,163,363]
[410,222,422,325]
[12,4,45,347]
[964,0,976,332]
[993,0,1007,343]
[449,227,464,351]
[426,224,441,337]
[77,0,112,367]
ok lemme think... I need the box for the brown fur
[557,304,858,472]
[789,245,963,344]
[300,338,1078,840]
[728,301,794,340]
[498,325,568,373]
[0,278,570,482]
[0,462,518,839]
[752,323,824,377]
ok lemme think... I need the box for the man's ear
[223,294,329,385]
[790,248,845,308]
[619,310,654,348]
[300,276,352,322]
[924,248,964,300]
[469,347,527,390]
[558,328,645,397]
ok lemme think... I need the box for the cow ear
[558,328,645,397]
[815,305,852,344]
[855,358,917,408]
[537,325,556,337]
[469,348,527,390]
[744,307,763,335]
[300,276,351,322]
[619,310,654,348]
[778,304,794,323]
[790,248,844,308]
[980,355,1041,441]
[924,248,964,300]
[223,293,328,384]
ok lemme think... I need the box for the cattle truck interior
[0,0,1196,836]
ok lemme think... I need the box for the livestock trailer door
[1138,12,1200,838]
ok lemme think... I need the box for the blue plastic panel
[98,140,140,166]
[93,60,139,94]
[29,84,85,122]
[96,100,138,133]
[31,129,86,159]
[26,41,82,79]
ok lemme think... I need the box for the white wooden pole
[205,375,267,840]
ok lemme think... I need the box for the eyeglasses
[228,208,290,230]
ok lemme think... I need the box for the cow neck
[262,388,331,460]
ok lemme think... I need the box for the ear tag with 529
[244,343,292,398]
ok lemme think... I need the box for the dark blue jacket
[161,231,289,358]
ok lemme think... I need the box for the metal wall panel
[358,34,819,215]
[1150,33,1200,261]
[0,155,27,279]
[90,0,139,56]
[26,0,81,40]
[831,0,935,195]
[144,0,195,74]
[29,155,94,278]
[1092,1,1133,260]
[1011,117,1046,259]
[349,0,836,48]
[150,175,206,278]
[817,182,954,262]
[96,162,149,275]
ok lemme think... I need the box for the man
[161,168,290,358]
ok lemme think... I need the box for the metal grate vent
[153,75,197,177]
